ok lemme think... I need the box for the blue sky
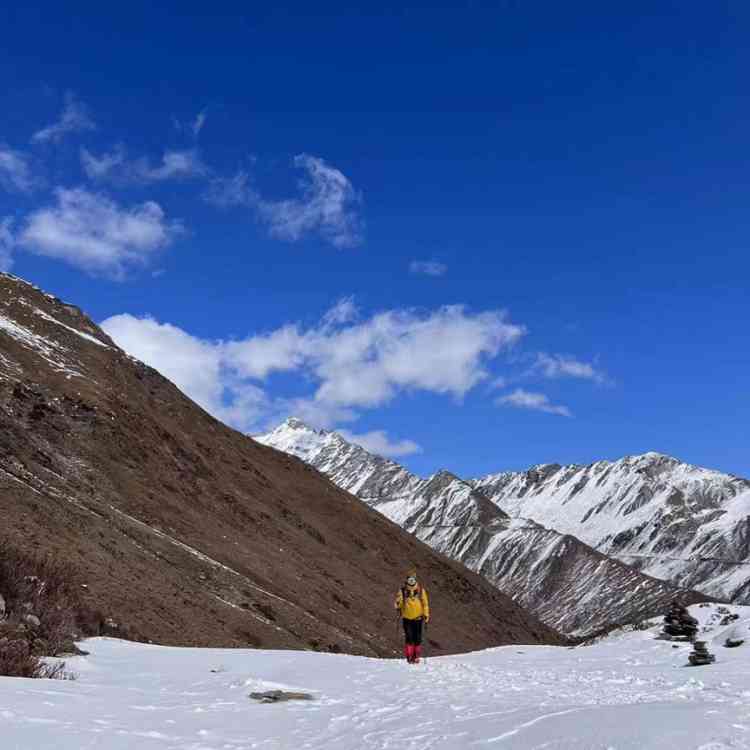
[1,2,748,477]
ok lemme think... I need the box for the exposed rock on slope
[0,273,563,655]
[473,454,750,602]
[257,419,705,636]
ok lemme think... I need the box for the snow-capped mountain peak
[257,419,707,636]
[255,417,332,462]
[473,451,750,602]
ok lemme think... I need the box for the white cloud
[0,218,14,271]
[80,146,126,179]
[224,324,308,380]
[257,154,363,248]
[205,156,363,249]
[139,150,207,181]
[322,296,358,326]
[225,304,525,410]
[18,188,182,278]
[81,147,207,183]
[410,260,447,277]
[173,110,207,138]
[100,314,267,431]
[102,302,525,434]
[0,147,35,193]
[192,111,207,137]
[339,429,422,457]
[496,388,572,417]
[534,353,608,384]
[31,93,95,144]
[204,170,255,207]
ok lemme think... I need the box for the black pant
[403,617,423,645]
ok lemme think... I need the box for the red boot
[404,644,414,663]
[413,645,421,664]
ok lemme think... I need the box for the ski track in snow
[3,606,750,750]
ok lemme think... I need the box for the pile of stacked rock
[662,599,698,640]
[688,640,716,666]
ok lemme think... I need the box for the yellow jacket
[395,584,429,621]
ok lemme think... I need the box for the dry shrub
[0,542,89,678]
[0,636,70,679]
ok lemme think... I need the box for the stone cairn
[688,640,716,666]
[661,600,698,641]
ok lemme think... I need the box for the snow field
[1,605,750,749]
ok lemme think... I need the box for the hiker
[395,568,430,664]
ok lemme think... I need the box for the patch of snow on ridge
[0,350,21,379]
[33,308,109,348]
[0,313,85,378]
[0,271,46,294]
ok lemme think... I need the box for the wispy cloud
[257,154,363,248]
[0,217,14,271]
[322,296,358,326]
[31,92,95,144]
[209,155,363,249]
[81,146,207,183]
[192,110,207,137]
[173,110,207,139]
[204,170,255,207]
[533,353,608,384]
[19,188,182,279]
[339,429,422,457]
[0,147,35,193]
[496,388,572,417]
[410,260,447,277]
[79,146,126,179]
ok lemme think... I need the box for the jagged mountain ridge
[0,272,564,655]
[472,453,750,602]
[257,419,706,636]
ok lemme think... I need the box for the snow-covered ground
[3,605,750,749]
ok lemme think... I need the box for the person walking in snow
[395,568,430,664]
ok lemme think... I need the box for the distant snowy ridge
[472,452,750,602]
[257,419,705,636]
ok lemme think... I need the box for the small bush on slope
[0,544,89,678]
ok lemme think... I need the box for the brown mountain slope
[0,273,564,655]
